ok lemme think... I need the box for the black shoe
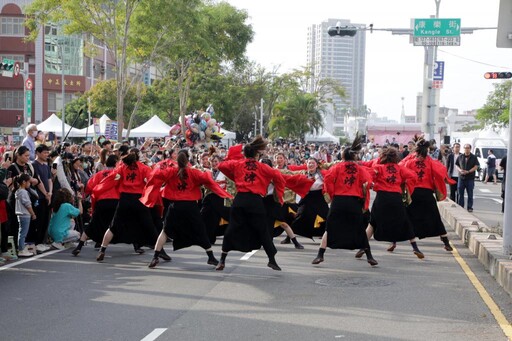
[96,252,105,262]
[207,258,219,266]
[312,257,324,265]
[367,258,378,266]
[71,247,81,257]
[413,250,425,259]
[444,244,453,252]
[148,258,159,268]
[267,261,282,271]
[468,208,473,212]
[387,243,396,252]
[216,261,225,271]
[133,244,145,254]
[280,236,291,244]
[355,249,365,258]
[159,250,171,261]
[294,242,304,250]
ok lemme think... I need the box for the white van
[472,138,507,181]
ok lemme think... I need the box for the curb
[438,199,512,297]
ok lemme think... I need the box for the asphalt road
[459,180,504,231]
[1,226,511,340]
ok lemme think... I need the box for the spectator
[446,143,461,202]
[14,173,36,257]
[428,139,439,160]
[48,188,82,249]
[30,145,53,251]
[95,148,109,173]
[500,156,507,213]
[455,144,480,212]
[22,124,38,161]
[150,150,164,164]
[484,149,497,185]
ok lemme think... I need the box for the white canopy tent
[305,130,339,143]
[37,114,81,137]
[220,128,237,147]
[129,115,172,137]
[73,114,128,138]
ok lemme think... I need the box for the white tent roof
[38,114,81,137]
[220,128,236,139]
[72,114,128,138]
[305,130,338,143]
[129,115,172,137]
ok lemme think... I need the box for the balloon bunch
[169,105,225,146]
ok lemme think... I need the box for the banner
[104,120,118,141]
[93,118,100,138]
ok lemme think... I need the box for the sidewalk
[439,199,512,297]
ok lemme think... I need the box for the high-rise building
[307,18,366,136]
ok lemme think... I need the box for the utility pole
[260,98,264,136]
[60,37,66,141]
[496,0,512,255]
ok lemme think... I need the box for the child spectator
[48,188,82,249]
[14,174,36,257]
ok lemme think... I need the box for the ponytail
[177,149,189,181]
[13,173,31,193]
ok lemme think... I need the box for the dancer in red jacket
[216,136,286,271]
[141,149,232,268]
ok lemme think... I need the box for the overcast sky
[225,0,512,122]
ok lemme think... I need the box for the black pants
[27,197,51,244]
[449,176,458,202]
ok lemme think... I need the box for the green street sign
[26,90,32,119]
[1,58,15,77]
[414,18,461,37]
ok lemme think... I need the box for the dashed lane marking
[240,250,258,260]
[141,328,167,341]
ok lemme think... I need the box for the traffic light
[16,115,22,127]
[327,23,358,37]
[0,62,13,71]
[484,72,512,79]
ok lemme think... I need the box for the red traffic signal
[484,72,512,79]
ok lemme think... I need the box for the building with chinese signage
[0,0,156,129]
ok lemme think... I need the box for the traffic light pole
[503,86,512,255]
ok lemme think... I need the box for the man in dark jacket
[446,143,461,202]
[455,144,480,212]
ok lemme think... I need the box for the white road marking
[0,249,61,272]
[491,198,503,204]
[141,328,167,341]
[240,250,258,260]
[479,188,491,193]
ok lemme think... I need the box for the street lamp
[57,34,67,141]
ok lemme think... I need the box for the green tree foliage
[476,80,511,127]
[64,79,149,130]
[135,1,253,134]
[268,93,324,141]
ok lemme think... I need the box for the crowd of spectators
[0,121,452,264]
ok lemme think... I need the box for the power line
[438,48,511,70]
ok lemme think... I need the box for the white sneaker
[18,249,34,257]
[51,242,66,250]
[26,245,37,255]
[36,244,50,252]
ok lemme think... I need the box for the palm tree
[269,93,324,141]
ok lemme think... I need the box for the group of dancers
[71,133,454,271]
